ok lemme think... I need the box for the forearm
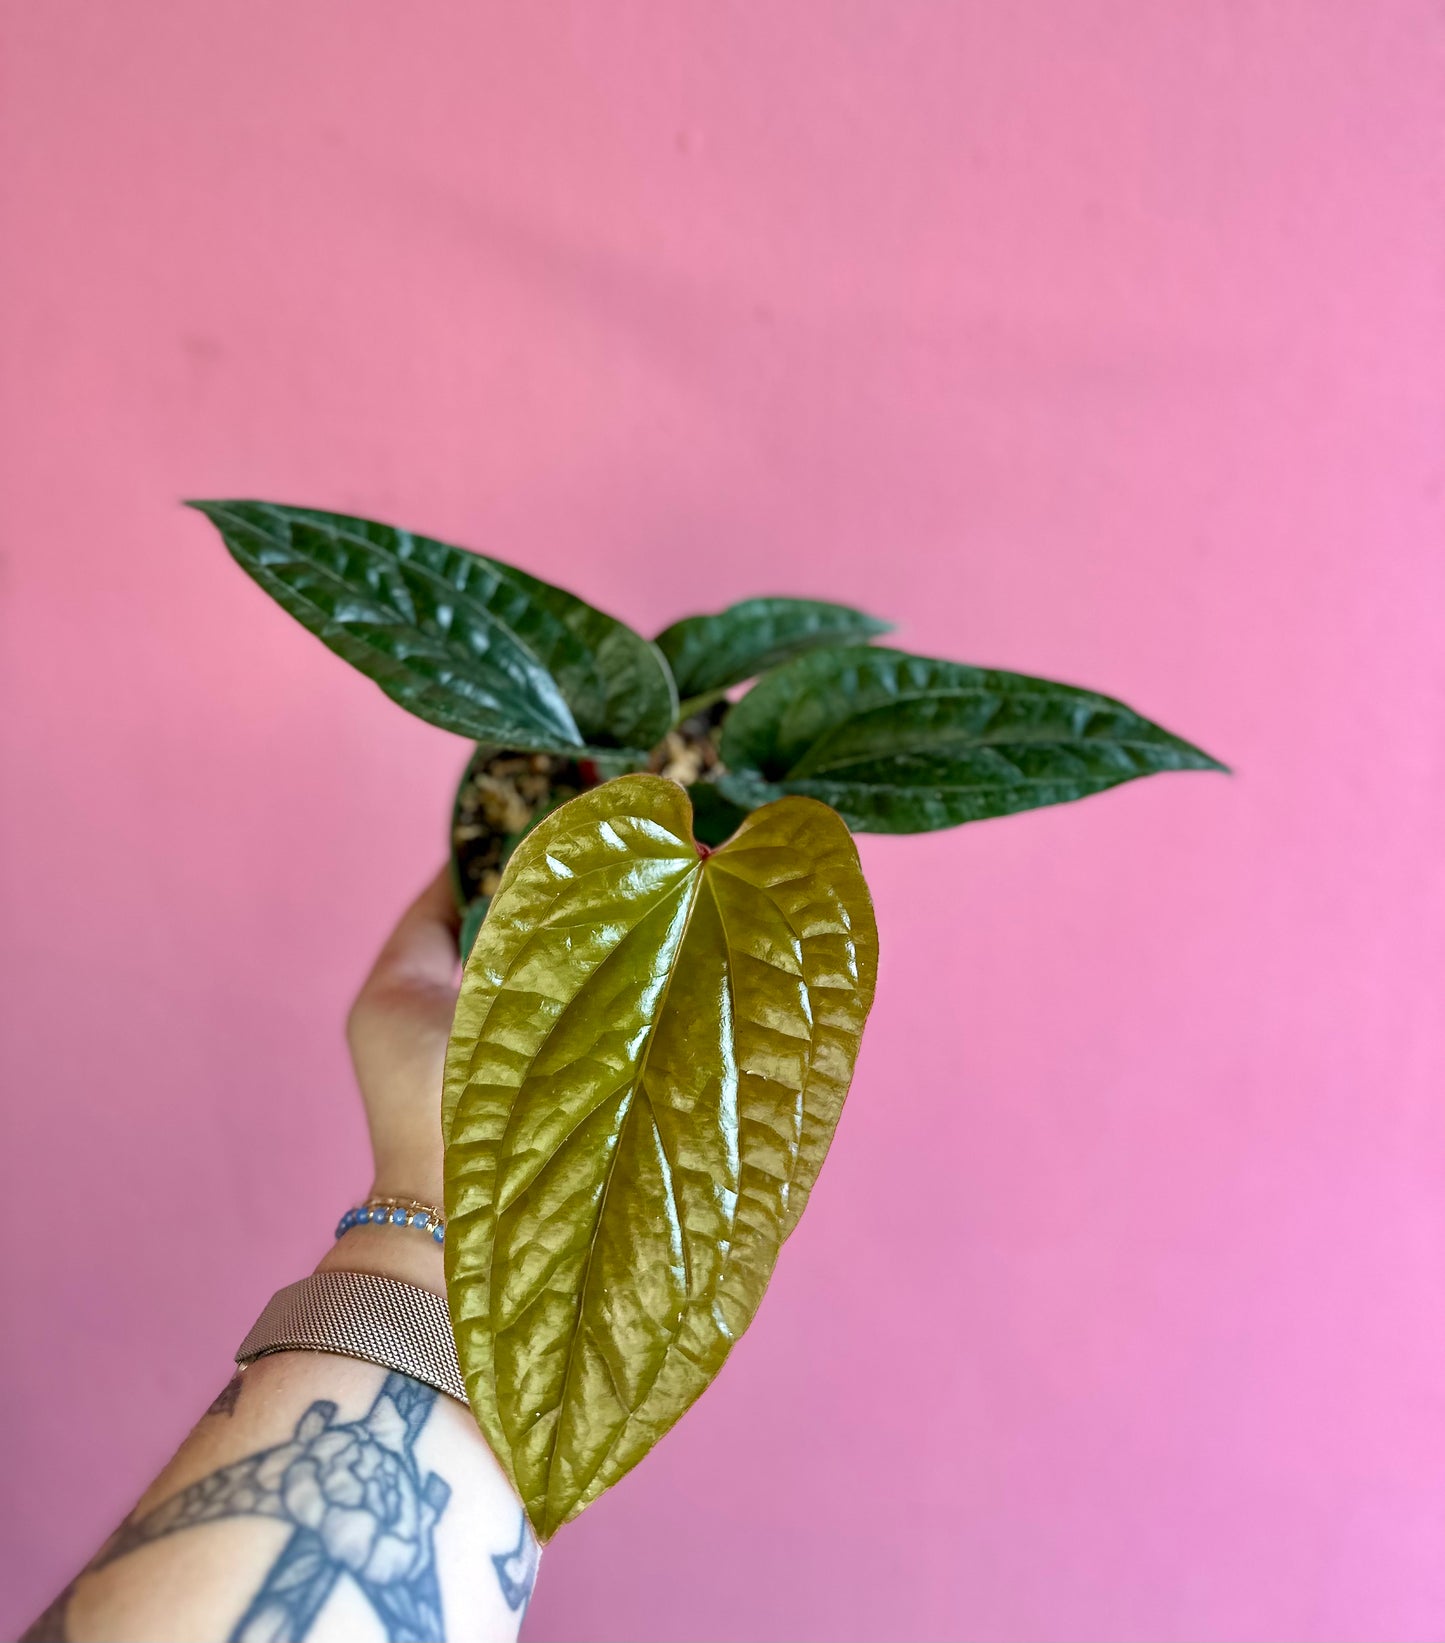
[25,1228,536,1643]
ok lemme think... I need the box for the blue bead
[411,1211,429,1228]
[359,1207,374,1224]
[391,1208,407,1225]
[432,1226,445,1243]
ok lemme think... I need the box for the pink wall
[2,4,1442,1638]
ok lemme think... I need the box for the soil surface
[451,749,595,904]
[450,703,729,907]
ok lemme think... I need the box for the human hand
[328,868,461,1283]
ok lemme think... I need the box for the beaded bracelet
[335,1196,446,1245]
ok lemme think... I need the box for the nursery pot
[448,703,736,955]
[449,746,602,955]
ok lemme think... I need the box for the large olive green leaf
[655,596,892,703]
[718,645,1225,832]
[188,501,677,754]
[443,775,877,1540]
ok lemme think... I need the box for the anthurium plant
[192,499,1223,1541]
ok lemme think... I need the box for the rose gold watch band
[235,1270,467,1404]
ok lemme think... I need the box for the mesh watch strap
[235,1270,467,1404]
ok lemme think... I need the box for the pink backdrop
[2,4,1442,1639]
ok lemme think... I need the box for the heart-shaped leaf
[443,775,877,1540]
[655,596,892,703]
[189,501,677,754]
[718,645,1225,832]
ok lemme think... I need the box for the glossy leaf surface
[443,775,877,1539]
[719,645,1225,832]
[655,596,892,701]
[189,501,676,753]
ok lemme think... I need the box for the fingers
[366,864,461,990]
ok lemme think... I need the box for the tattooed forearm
[22,1366,537,1642]
[24,1374,451,1643]
[113,1372,449,1642]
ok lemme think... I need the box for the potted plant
[192,499,1223,1541]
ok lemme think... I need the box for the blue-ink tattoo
[491,1509,540,1614]
[97,1372,450,1643]
[205,1372,245,1418]
[23,1368,542,1642]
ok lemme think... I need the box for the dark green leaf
[685,782,753,847]
[718,646,1225,832]
[458,896,489,962]
[443,775,877,1540]
[655,597,892,701]
[189,501,676,753]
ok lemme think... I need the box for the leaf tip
[183,498,232,525]
[1186,745,1231,775]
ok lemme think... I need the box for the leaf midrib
[778,688,1130,775]
[553,861,753,1528]
[539,854,709,1534]
[210,502,584,745]
[795,741,1185,785]
[737,763,1155,800]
